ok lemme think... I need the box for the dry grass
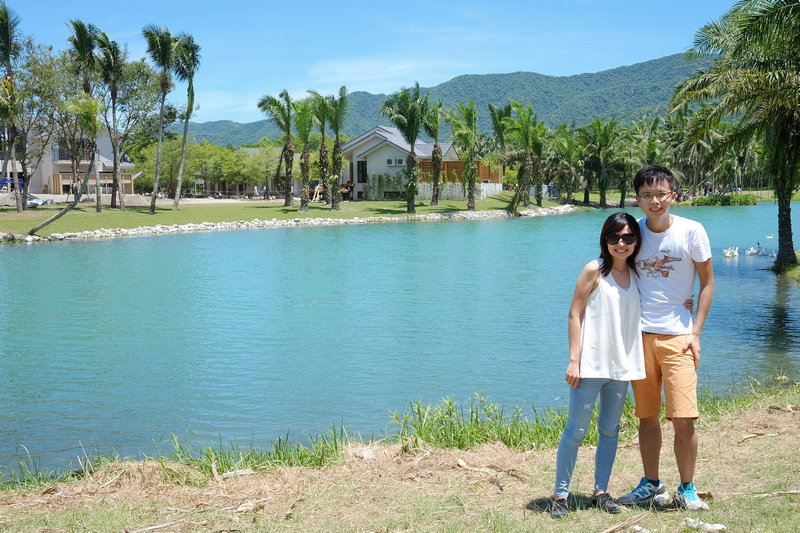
[1,387,798,532]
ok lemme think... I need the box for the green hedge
[692,194,758,206]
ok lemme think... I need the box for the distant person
[618,164,714,511]
[551,212,645,519]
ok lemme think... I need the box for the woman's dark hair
[599,212,641,276]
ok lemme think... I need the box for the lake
[1,201,798,473]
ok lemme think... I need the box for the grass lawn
[0,191,567,237]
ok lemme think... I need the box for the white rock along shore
[3,203,576,244]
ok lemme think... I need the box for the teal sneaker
[676,483,709,510]
[617,477,670,506]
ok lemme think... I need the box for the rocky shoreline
[3,204,576,244]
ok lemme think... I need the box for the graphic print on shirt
[636,249,682,278]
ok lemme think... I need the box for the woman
[551,212,644,519]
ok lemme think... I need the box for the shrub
[692,194,757,206]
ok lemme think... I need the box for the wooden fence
[418,161,502,184]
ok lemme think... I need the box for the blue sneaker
[618,477,670,506]
[676,483,709,510]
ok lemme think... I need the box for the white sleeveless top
[579,262,645,381]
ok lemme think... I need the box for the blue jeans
[554,378,629,497]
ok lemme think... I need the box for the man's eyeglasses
[638,191,673,202]
[605,233,637,245]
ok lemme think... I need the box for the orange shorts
[630,333,698,420]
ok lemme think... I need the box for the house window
[357,160,367,183]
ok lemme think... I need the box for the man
[618,165,714,511]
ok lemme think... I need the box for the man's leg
[639,414,662,481]
[672,417,697,484]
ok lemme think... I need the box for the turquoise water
[1,202,799,472]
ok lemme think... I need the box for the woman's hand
[684,296,695,313]
[566,361,580,388]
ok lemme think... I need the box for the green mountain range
[186,53,705,147]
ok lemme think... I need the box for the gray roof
[343,126,453,160]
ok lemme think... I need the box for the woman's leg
[554,378,603,497]
[593,379,629,493]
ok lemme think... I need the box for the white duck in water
[769,250,777,258]
[722,247,739,258]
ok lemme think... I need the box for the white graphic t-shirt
[636,215,712,334]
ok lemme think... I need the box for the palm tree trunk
[406,152,418,214]
[599,163,608,208]
[172,109,191,211]
[319,142,330,204]
[94,154,101,212]
[29,151,95,235]
[149,91,167,215]
[430,144,442,207]
[330,141,342,211]
[283,140,294,207]
[10,134,23,213]
[299,148,310,213]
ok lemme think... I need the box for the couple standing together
[551,164,715,518]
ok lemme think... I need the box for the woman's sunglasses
[605,233,637,245]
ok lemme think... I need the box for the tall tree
[578,116,623,208]
[96,32,125,209]
[142,24,177,215]
[445,99,479,211]
[424,99,444,206]
[488,102,512,180]
[308,90,330,204]
[327,86,348,211]
[504,101,547,212]
[551,124,583,204]
[380,82,427,213]
[67,20,98,96]
[258,89,294,207]
[0,1,22,212]
[171,33,200,211]
[671,0,800,266]
[294,98,314,212]
[98,58,161,210]
[15,39,59,204]
[68,20,105,211]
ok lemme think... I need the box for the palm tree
[308,90,330,204]
[445,99,479,211]
[551,124,583,204]
[171,33,200,212]
[424,99,444,206]
[96,32,126,210]
[142,24,177,215]
[488,102,512,179]
[670,0,799,266]
[258,89,294,207]
[29,93,101,234]
[380,82,427,213]
[578,116,623,208]
[504,101,547,212]
[68,20,99,96]
[0,1,22,212]
[68,20,104,212]
[327,86,348,211]
[294,98,314,212]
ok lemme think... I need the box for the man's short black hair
[633,165,676,195]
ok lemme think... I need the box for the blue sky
[15,0,734,124]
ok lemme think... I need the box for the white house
[341,125,503,201]
[1,134,136,196]
[341,126,459,200]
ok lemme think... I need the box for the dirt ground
[0,390,798,532]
